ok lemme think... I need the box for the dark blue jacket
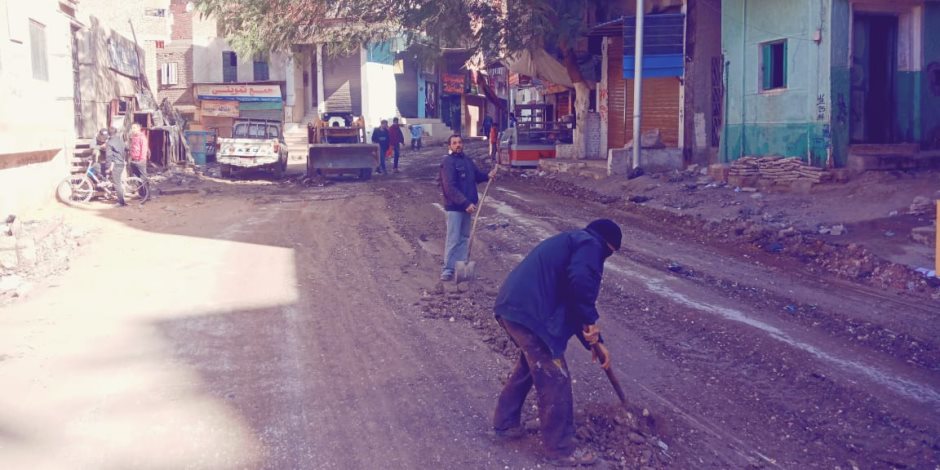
[105,135,126,165]
[440,152,488,212]
[494,228,612,358]
[371,127,390,151]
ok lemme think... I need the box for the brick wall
[155,1,194,107]
[169,0,192,40]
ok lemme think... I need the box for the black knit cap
[586,219,622,251]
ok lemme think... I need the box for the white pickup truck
[217,119,289,178]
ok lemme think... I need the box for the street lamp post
[632,0,644,169]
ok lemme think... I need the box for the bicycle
[57,159,150,205]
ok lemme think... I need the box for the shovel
[454,169,496,283]
[592,343,628,405]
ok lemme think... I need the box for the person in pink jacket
[128,123,149,186]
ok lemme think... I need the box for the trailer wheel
[359,168,373,180]
[273,160,285,179]
[220,164,232,178]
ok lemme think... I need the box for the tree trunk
[564,48,590,159]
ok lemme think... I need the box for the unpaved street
[1,143,938,469]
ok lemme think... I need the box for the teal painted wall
[896,72,920,142]
[367,41,395,65]
[720,0,834,165]
[922,4,940,148]
[829,0,850,166]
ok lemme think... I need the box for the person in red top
[389,117,405,173]
[128,123,149,186]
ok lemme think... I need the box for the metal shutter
[607,37,680,149]
[323,51,362,115]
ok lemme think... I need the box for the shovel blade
[454,260,476,283]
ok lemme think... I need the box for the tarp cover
[503,49,574,88]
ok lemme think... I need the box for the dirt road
[1,143,938,469]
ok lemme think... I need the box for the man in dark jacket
[371,120,390,174]
[100,126,127,207]
[439,134,497,281]
[389,117,405,173]
[491,219,622,467]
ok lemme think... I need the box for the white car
[217,119,289,178]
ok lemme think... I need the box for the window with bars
[29,20,48,81]
[760,40,787,91]
[223,51,238,82]
[161,62,178,86]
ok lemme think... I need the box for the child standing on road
[409,124,423,150]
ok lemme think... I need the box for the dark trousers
[411,137,422,149]
[392,144,400,169]
[129,160,148,182]
[378,145,389,172]
[493,318,575,458]
[111,163,126,205]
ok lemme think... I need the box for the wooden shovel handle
[467,167,496,259]
[593,343,627,405]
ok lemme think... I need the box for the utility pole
[632,0,645,169]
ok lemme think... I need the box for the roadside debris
[1,214,81,304]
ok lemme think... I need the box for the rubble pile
[0,215,82,302]
[574,404,669,469]
[729,156,832,186]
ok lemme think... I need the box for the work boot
[492,426,526,441]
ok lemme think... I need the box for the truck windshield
[233,123,279,139]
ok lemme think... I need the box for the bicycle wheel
[123,177,150,203]
[57,175,94,204]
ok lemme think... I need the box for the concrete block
[728,174,758,188]
[555,143,579,160]
[637,148,682,173]
[756,179,776,191]
[708,163,729,183]
[608,147,630,176]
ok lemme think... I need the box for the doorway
[851,14,898,144]
[442,95,462,134]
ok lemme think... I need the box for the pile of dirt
[574,403,670,469]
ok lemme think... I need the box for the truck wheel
[359,168,373,180]
[273,161,285,179]
[220,164,232,178]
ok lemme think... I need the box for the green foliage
[194,0,601,62]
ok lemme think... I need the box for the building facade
[721,0,940,167]
[0,0,76,216]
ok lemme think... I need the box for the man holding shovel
[491,219,622,467]
[439,134,497,282]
